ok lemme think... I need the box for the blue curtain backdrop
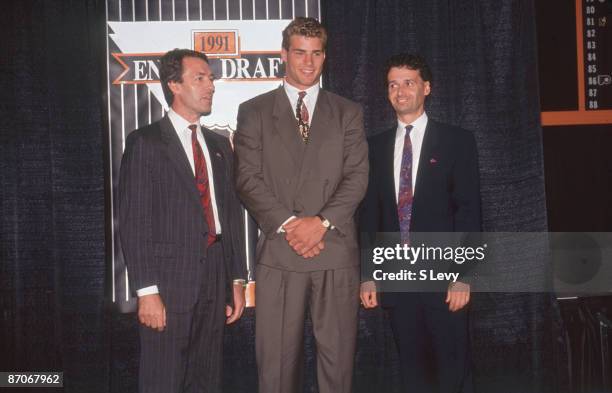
[1,0,564,392]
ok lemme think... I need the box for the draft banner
[104,0,319,311]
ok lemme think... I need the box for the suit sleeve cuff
[277,216,296,233]
[136,285,159,297]
[318,209,345,235]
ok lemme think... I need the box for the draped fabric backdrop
[1,0,564,392]
[322,1,565,392]
[1,1,109,391]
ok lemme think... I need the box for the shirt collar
[168,108,198,134]
[396,111,428,137]
[283,80,320,103]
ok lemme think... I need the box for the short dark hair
[160,49,209,106]
[282,17,327,51]
[384,53,433,86]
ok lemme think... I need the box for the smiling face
[168,56,215,123]
[281,35,325,90]
[387,66,431,124]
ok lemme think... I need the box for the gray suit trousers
[255,264,360,393]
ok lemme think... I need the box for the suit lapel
[202,129,226,223]
[305,89,331,152]
[381,127,398,211]
[159,116,202,210]
[413,119,440,202]
[295,89,333,188]
[272,86,305,166]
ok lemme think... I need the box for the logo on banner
[112,30,282,84]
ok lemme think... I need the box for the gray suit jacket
[234,87,368,272]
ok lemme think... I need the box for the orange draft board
[541,0,612,125]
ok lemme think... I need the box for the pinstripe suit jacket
[118,115,246,312]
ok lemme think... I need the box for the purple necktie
[397,125,413,244]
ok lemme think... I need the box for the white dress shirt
[167,109,222,233]
[137,109,222,297]
[393,112,428,203]
[276,81,322,233]
[283,81,320,125]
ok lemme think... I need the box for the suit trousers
[255,264,360,393]
[389,293,473,393]
[138,241,226,393]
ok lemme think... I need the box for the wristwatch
[316,214,331,230]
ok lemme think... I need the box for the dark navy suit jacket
[359,118,482,304]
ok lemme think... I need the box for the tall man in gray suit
[119,49,247,393]
[234,17,368,393]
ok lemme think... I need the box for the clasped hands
[283,216,327,258]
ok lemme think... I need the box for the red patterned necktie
[397,125,413,244]
[189,124,216,246]
[296,91,310,143]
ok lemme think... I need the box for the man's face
[168,56,215,120]
[387,66,431,118]
[281,35,325,90]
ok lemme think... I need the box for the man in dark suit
[233,17,368,393]
[360,54,481,393]
[118,48,247,393]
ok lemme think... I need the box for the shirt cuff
[136,285,159,297]
[277,215,297,233]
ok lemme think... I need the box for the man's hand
[226,283,246,324]
[302,240,325,258]
[284,217,327,257]
[360,281,378,309]
[446,281,470,312]
[138,294,166,331]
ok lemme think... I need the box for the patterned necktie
[397,125,414,244]
[189,124,217,246]
[296,91,310,143]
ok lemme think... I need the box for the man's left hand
[445,281,470,312]
[360,281,378,309]
[284,217,327,256]
[226,283,246,324]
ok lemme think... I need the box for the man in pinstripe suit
[119,49,247,393]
